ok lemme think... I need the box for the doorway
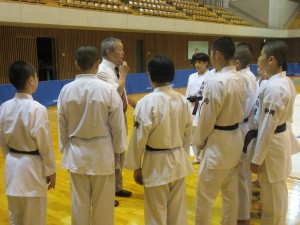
[36,37,56,81]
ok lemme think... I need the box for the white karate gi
[97,58,127,192]
[237,67,257,220]
[58,74,126,225]
[252,72,297,225]
[0,93,56,225]
[192,66,247,225]
[247,79,268,160]
[186,70,211,162]
[124,85,194,225]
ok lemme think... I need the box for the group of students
[0,37,134,225]
[185,37,299,225]
[0,35,298,225]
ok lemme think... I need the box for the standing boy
[124,55,194,225]
[0,61,56,225]
[233,43,257,225]
[251,40,297,225]
[58,45,127,225]
[185,52,211,164]
[192,36,247,225]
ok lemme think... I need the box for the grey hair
[101,37,121,57]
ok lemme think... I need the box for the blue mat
[0,63,299,107]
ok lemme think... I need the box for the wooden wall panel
[0,26,299,85]
[0,27,15,84]
[281,38,300,64]
[15,37,38,68]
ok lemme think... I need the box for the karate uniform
[237,67,257,220]
[247,79,268,162]
[252,72,297,225]
[0,93,56,225]
[185,70,211,161]
[124,85,194,225]
[97,58,127,192]
[192,66,247,225]
[58,74,126,225]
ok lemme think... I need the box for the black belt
[243,117,249,123]
[214,123,239,131]
[187,96,203,116]
[192,100,199,115]
[187,96,202,103]
[9,148,40,155]
[145,145,176,152]
[242,123,286,153]
[274,123,286,133]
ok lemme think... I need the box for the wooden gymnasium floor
[0,79,300,225]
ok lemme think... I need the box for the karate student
[233,44,257,225]
[0,61,56,225]
[251,40,297,225]
[124,55,194,225]
[58,45,127,225]
[185,52,211,164]
[192,36,247,225]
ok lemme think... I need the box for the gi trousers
[7,195,47,225]
[195,161,239,225]
[70,172,115,225]
[259,164,288,225]
[144,178,188,225]
[237,151,252,220]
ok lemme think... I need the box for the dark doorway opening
[136,40,144,73]
[36,37,56,81]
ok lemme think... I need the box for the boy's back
[0,60,56,225]
[126,85,193,187]
[240,67,257,121]
[124,55,193,225]
[57,45,127,225]
[137,86,192,150]
[58,74,127,175]
[193,67,247,169]
[59,76,122,138]
[0,93,56,196]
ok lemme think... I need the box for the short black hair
[233,45,252,69]
[211,36,235,61]
[148,55,175,83]
[7,61,36,90]
[236,42,253,54]
[76,45,99,71]
[191,52,210,64]
[262,40,288,68]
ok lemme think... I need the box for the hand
[46,173,56,190]
[195,146,201,157]
[250,163,261,174]
[119,61,129,76]
[196,145,204,156]
[134,168,144,185]
[128,97,136,108]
